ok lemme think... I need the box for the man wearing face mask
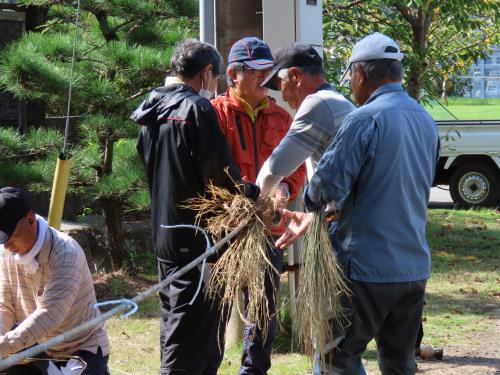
[211,36,306,375]
[0,186,109,374]
[132,39,260,375]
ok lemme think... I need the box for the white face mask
[199,72,214,99]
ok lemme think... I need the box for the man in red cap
[211,37,306,375]
[0,186,109,374]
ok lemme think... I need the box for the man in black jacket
[131,39,257,375]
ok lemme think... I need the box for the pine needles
[297,212,350,366]
[185,183,278,338]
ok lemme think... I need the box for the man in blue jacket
[277,33,440,374]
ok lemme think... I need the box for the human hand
[275,209,313,249]
[272,183,290,210]
[242,182,261,201]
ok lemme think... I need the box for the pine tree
[0,0,197,270]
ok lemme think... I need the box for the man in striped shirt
[0,187,109,374]
[257,43,355,197]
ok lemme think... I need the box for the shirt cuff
[303,185,322,212]
[0,334,15,358]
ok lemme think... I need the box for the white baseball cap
[340,32,404,83]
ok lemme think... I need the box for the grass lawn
[105,207,500,374]
[424,97,500,120]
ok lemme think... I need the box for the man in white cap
[276,33,440,374]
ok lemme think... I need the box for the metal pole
[199,0,214,44]
[0,220,249,370]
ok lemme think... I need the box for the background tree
[0,0,197,270]
[323,0,500,101]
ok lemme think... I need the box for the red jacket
[211,89,306,201]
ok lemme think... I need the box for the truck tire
[449,163,500,208]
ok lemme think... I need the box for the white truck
[435,120,500,208]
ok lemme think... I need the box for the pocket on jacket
[263,127,282,153]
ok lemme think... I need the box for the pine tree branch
[127,87,153,101]
[92,10,119,42]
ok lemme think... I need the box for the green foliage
[0,0,196,205]
[0,0,197,268]
[323,0,500,100]
[0,127,63,159]
[97,139,144,198]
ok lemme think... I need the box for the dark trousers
[4,347,109,375]
[239,244,283,375]
[324,279,426,375]
[158,260,227,375]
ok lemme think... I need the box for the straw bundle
[296,212,350,366]
[184,183,278,337]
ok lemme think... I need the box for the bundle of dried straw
[185,183,278,338]
[297,212,350,366]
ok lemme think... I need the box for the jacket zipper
[252,119,259,179]
[235,115,247,150]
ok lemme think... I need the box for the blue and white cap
[228,37,274,70]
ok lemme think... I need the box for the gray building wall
[462,45,500,98]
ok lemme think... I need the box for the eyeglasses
[244,67,273,78]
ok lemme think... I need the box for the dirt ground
[416,308,500,375]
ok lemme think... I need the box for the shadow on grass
[423,290,499,317]
[427,209,500,274]
[418,354,500,368]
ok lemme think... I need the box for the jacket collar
[221,88,282,115]
[365,82,404,105]
[130,84,198,126]
[36,227,52,265]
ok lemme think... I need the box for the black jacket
[132,84,243,263]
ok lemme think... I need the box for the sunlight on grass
[105,208,499,374]
[423,208,500,349]
[424,98,500,120]
[106,317,160,375]
[219,343,310,375]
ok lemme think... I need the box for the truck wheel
[449,164,500,208]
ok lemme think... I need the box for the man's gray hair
[226,62,246,87]
[277,65,325,81]
[352,59,403,82]
[170,39,222,79]
[277,68,290,81]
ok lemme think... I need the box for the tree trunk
[97,134,129,270]
[441,76,448,106]
[406,66,424,101]
[396,5,433,101]
[101,196,129,270]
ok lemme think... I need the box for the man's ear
[26,211,36,226]
[288,67,300,82]
[202,63,213,81]
[227,66,238,83]
[355,64,365,84]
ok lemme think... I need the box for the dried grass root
[184,183,278,338]
[296,212,351,366]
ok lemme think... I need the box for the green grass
[424,97,500,120]
[105,208,500,374]
[423,208,500,347]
